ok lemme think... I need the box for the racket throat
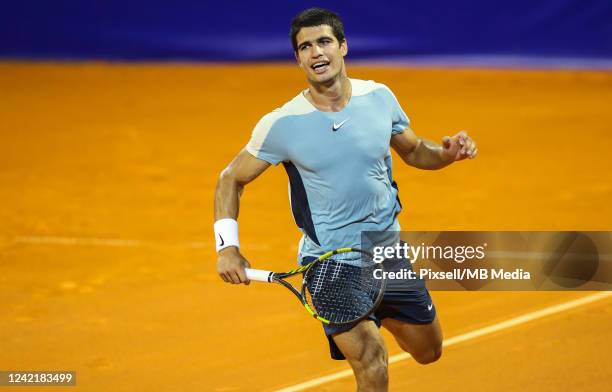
[303,303,330,324]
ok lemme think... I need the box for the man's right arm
[215,149,271,284]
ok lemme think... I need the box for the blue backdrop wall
[2,1,611,61]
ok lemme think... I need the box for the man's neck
[305,74,351,112]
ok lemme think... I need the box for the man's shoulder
[262,91,316,121]
[252,91,314,136]
[351,79,403,110]
[350,78,389,97]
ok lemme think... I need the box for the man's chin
[308,71,337,85]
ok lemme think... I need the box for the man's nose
[311,45,323,57]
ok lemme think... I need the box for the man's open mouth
[311,61,330,74]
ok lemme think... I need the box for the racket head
[301,248,386,325]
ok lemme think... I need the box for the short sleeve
[245,111,288,165]
[379,84,410,135]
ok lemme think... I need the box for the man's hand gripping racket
[246,248,386,325]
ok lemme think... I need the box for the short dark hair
[290,8,345,52]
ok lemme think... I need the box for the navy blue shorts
[302,253,436,360]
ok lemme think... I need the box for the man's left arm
[391,126,478,170]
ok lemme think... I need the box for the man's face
[294,25,348,85]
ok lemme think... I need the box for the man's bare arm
[391,126,477,170]
[215,149,271,220]
[215,149,271,284]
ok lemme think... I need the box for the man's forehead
[296,25,335,44]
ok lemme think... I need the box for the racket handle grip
[245,268,273,282]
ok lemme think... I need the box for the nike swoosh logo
[332,118,349,131]
[218,234,225,247]
[427,303,433,311]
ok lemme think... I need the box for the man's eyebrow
[298,35,333,48]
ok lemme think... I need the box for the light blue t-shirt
[246,79,409,260]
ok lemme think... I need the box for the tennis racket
[245,247,385,325]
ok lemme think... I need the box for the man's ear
[340,39,348,57]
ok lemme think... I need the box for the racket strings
[304,254,384,324]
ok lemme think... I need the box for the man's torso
[247,79,409,258]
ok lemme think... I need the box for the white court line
[9,235,272,250]
[273,291,612,392]
[13,235,145,247]
[486,250,612,262]
[11,235,207,248]
[10,236,612,259]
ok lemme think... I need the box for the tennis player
[215,8,477,391]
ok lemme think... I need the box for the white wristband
[214,218,239,252]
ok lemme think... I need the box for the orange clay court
[1,62,611,391]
